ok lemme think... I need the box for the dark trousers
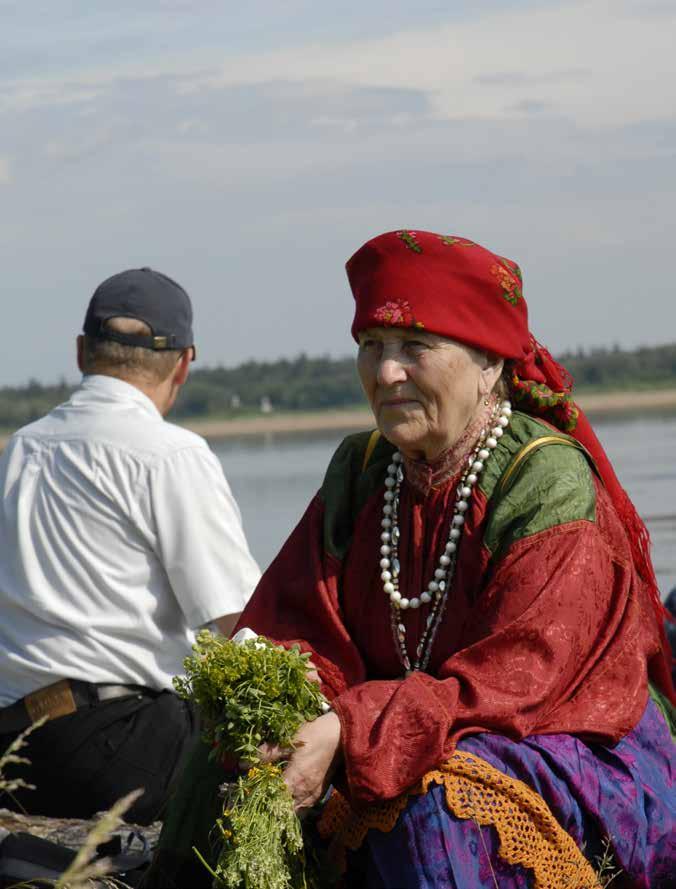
[0,690,200,825]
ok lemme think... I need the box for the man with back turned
[0,268,260,823]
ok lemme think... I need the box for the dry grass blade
[593,837,623,888]
[0,716,48,797]
[561,836,623,888]
[466,787,499,889]
[53,788,143,889]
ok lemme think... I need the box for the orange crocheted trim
[317,787,409,850]
[317,751,600,889]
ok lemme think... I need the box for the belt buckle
[24,679,77,723]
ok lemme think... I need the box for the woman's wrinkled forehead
[357,326,489,366]
[357,327,446,344]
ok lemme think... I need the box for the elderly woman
[148,231,674,888]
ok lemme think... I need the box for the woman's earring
[483,398,489,406]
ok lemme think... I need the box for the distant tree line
[175,354,363,418]
[557,342,676,389]
[1,343,675,431]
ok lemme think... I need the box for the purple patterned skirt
[352,699,674,888]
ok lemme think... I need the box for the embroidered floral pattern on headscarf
[509,337,579,431]
[491,261,523,306]
[499,256,523,283]
[397,230,423,253]
[438,236,477,248]
[511,374,579,432]
[373,299,425,329]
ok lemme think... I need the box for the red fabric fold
[236,494,367,701]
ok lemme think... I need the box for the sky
[1,0,675,386]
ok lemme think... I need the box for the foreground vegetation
[0,342,675,432]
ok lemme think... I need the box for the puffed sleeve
[236,492,367,700]
[236,432,381,699]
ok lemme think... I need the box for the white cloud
[2,2,674,129]
[0,81,105,114]
[0,157,10,184]
[195,1,676,128]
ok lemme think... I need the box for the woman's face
[357,327,503,462]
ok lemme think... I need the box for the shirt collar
[76,374,163,419]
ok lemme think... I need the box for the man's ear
[479,354,504,398]
[76,335,85,373]
[173,349,192,388]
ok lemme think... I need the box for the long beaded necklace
[379,400,512,675]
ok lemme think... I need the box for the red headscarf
[347,229,668,627]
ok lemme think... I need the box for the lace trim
[317,751,600,888]
[403,396,498,496]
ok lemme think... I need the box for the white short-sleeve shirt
[0,375,261,706]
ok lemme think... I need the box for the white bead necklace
[380,400,512,674]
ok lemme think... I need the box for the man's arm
[212,612,241,637]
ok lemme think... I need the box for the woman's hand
[258,711,343,814]
[238,658,327,773]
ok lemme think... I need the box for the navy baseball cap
[83,267,195,357]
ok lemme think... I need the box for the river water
[212,413,676,598]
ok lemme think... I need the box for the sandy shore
[180,408,374,440]
[181,388,676,442]
[575,388,676,414]
[1,388,675,450]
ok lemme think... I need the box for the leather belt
[0,678,153,736]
